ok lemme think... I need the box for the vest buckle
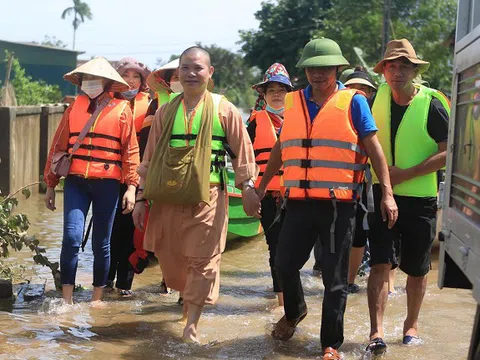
[301,159,311,168]
[301,139,312,148]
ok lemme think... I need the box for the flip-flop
[271,310,307,341]
[323,347,341,359]
[402,335,422,345]
[366,337,387,355]
[120,289,133,297]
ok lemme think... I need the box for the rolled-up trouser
[61,175,119,287]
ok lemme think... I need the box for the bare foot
[269,304,284,314]
[90,300,107,309]
[177,315,188,325]
[403,325,418,337]
[182,324,199,343]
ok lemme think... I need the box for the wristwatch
[242,179,255,190]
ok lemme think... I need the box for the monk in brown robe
[132,46,260,342]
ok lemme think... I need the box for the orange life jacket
[280,89,368,200]
[68,95,128,180]
[132,92,150,137]
[252,110,282,191]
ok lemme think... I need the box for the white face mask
[81,79,104,99]
[170,81,183,93]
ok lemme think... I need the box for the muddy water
[0,193,476,359]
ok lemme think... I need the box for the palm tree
[61,0,93,50]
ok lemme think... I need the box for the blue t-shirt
[303,82,377,139]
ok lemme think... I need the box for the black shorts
[352,188,368,248]
[368,185,437,277]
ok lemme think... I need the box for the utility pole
[381,0,391,56]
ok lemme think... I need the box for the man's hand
[380,192,398,229]
[242,186,261,219]
[122,185,136,214]
[132,201,146,231]
[389,166,414,186]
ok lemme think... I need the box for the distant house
[0,39,84,96]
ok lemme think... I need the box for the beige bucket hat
[146,58,214,93]
[373,39,430,74]
[64,57,130,92]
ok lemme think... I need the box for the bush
[4,51,63,105]
[0,183,61,290]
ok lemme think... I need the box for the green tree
[40,35,68,49]
[316,0,457,92]
[7,54,62,105]
[201,44,257,110]
[61,0,93,50]
[239,0,332,79]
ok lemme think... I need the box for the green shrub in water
[0,182,61,290]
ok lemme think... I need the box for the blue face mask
[266,104,284,115]
[121,88,139,100]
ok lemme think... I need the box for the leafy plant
[4,51,63,105]
[0,183,61,290]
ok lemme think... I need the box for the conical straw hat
[147,58,214,93]
[64,57,130,92]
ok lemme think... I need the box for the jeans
[276,199,356,349]
[61,175,119,287]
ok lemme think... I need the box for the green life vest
[157,90,180,107]
[371,83,450,197]
[169,93,227,185]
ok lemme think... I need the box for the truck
[438,1,480,359]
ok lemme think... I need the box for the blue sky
[1,0,261,68]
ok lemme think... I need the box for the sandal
[402,335,422,345]
[323,347,341,360]
[271,310,307,341]
[120,289,133,297]
[366,337,387,355]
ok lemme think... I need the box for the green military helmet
[296,38,350,68]
[339,68,354,83]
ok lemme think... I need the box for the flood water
[0,193,477,359]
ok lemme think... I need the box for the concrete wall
[0,105,66,196]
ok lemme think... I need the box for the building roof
[0,39,84,55]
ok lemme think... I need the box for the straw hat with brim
[373,38,430,74]
[146,58,214,92]
[344,71,377,90]
[296,38,350,68]
[64,57,130,93]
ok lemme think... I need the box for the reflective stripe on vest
[133,92,150,136]
[169,93,226,184]
[252,110,282,191]
[280,89,368,200]
[371,83,451,197]
[68,95,127,180]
